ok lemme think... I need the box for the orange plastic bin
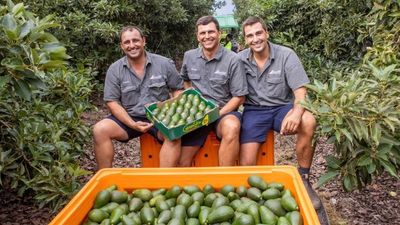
[140,130,275,167]
[49,166,320,225]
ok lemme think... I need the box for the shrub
[1,0,93,209]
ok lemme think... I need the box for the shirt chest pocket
[188,71,201,81]
[121,84,140,106]
[265,76,285,97]
[148,79,168,99]
[209,75,229,85]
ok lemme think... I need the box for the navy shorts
[240,104,293,143]
[106,115,160,143]
[181,111,242,147]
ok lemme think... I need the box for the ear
[143,36,146,46]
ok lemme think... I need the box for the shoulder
[148,52,176,67]
[148,52,170,63]
[270,42,297,58]
[237,48,251,61]
[107,56,126,72]
[183,48,199,58]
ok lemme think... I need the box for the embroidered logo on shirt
[150,75,162,79]
[191,68,198,71]
[269,70,281,75]
[215,70,227,75]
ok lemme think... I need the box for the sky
[214,0,235,16]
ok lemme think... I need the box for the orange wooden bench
[139,130,274,167]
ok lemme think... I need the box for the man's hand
[280,110,302,135]
[132,121,153,133]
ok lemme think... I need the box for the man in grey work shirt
[179,16,248,166]
[238,16,322,209]
[93,26,183,169]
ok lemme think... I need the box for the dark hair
[241,16,268,36]
[196,16,220,31]
[119,26,145,42]
[226,33,233,39]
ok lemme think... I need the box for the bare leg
[295,111,317,168]
[93,118,128,170]
[159,137,181,167]
[216,115,241,166]
[178,146,201,167]
[240,142,262,166]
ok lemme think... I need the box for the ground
[0,105,399,225]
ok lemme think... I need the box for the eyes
[245,30,264,39]
[122,39,141,45]
[198,30,217,36]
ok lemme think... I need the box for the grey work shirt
[238,42,309,106]
[181,46,248,107]
[104,52,183,117]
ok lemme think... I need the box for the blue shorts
[240,104,292,143]
[181,111,242,147]
[107,115,160,143]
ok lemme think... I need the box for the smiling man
[93,26,183,169]
[179,16,248,166]
[238,16,321,209]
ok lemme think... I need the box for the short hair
[119,26,145,42]
[241,16,268,36]
[196,16,220,31]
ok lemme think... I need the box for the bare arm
[280,87,306,135]
[219,96,245,116]
[183,81,192,89]
[106,101,152,133]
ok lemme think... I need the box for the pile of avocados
[82,175,303,225]
[152,93,213,128]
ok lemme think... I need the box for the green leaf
[326,155,341,169]
[379,159,399,178]
[19,20,34,39]
[343,175,355,191]
[380,134,400,145]
[316,170,339,187]
[357,154,372,166]
[371,123,381,146]
[340,128,353,143]
[0,76,11,89]
[367,163,376,174]
[13,79,31,100]
[11,3,24,16]
[2,13,17,30]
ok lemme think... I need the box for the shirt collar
[246,41,275,62]
[196,45,224,61]
[122,51,152,67]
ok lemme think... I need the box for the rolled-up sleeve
[180,52,190,81]
[166,59,184,90]
[229,56,248,97]
[103,66,120,102]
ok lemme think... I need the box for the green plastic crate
[145,88,219,140]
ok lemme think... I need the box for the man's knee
[300,111,317,135]
[219,117,241,140]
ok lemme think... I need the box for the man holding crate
[179,16,248,166]
[93,26,183,169]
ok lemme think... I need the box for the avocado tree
[1,0,93,209]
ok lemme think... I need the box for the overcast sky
[214,0,235,15]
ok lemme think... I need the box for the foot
[301,174,322,210]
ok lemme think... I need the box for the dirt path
[0,106,399,225]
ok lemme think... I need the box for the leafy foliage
[1,1,93,209]
[234,0,400,190]
[24,0,216,75]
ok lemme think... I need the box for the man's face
[120,29,146,60]
[197,22,220,52]
[244,22,269,54]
